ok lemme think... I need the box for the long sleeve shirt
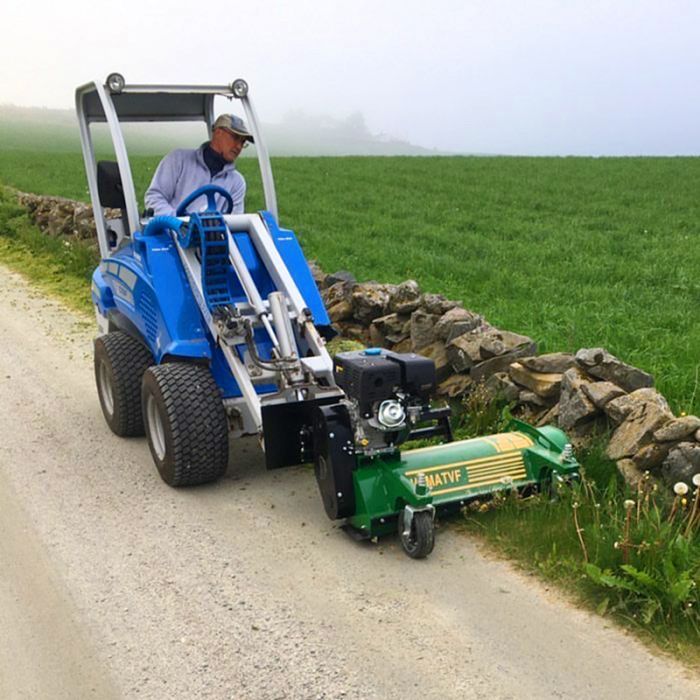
[144,144,246,216]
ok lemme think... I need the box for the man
[145,114,254,216]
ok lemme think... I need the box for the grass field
[1,149,699,414]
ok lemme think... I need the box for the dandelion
[693,474,700,487]
[624,499,635,510]
[674,482,689,496]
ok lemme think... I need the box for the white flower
[624,499,635,509]
[692,474,700,487]
[674,482,689,496]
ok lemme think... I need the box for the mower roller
[76,73,579,559]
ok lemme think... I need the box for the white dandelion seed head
[674,482,689,496]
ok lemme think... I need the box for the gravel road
[0,264,698,700]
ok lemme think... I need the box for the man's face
[211,128,248,163]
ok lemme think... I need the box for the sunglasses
[224,129,250,148]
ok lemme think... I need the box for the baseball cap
[212,114,254,143]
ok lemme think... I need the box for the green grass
[2,150,699,413]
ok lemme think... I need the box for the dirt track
[0,264,698,699]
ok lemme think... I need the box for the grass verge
[458,430,700,668]
[0,186,97,315]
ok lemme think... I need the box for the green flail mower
[315,348,579,558]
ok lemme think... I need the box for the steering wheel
[176,184,234,216]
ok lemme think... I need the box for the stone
[418,341,452,383]
[575,347,654,392]
[337,323,370,344]
[388,280,422,314]
[483,372,520,403]
[433,307,483,342]
[520,352,576,374]
[536,403,560,427]
[351,283,392,324]
[604,388,670,425]
[518,390,551,407]
[391,338,413,353]
[322,281,353,308]
[446,332,484,372]
[604,394,637,424]
[437,373,473,398]
[497,330,537,355]
[446,319,491,344]
[479,334,506,359]
[617,459,647,490]
[370,313,410,345]
[628,388,670,412]
[420,293,458,316]
[661,442,700,488]
[509,362,562,398]
[471,347,535,384]
[632,442,676,471]
[582,381,626,409]
[606,401,672,461]
[410,311,439,351]
[327,300,353,323]
[325,270,356,286]
[558,367,598,430]
[368,323,385,347]
[653,415,700,442]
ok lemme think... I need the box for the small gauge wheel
[398,510,435,559]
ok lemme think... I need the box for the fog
[2,0,699,155]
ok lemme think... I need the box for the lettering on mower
[410,468,464,489]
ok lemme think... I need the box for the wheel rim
[98,361,114,417]
[146,394,167,461]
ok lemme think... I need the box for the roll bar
[75,73,279,258]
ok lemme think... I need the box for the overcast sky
[2,0,699,155]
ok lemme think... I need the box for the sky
[2,0,699,155]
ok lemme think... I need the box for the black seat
[96,161,126,209]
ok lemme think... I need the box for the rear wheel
[398,509,435,559]
[141,363,229,486]
[94,331,153,437]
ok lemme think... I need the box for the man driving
[145,114,253,216]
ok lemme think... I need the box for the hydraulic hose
[142,216,184,237]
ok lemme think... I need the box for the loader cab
[75,73,279,259]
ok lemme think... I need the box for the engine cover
[333,353,401,413]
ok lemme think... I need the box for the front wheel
[398,509,435,559]
[141,363,229,486]
[94,331,153,437]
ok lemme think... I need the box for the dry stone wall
[15,190,119,240]
[312,265,700,493]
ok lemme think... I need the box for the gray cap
[212,114,254,143]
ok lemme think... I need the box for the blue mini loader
[76,74,579,558]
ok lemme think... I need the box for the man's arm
[145,151,182,216]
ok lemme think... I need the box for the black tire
[141,363,229,487]
[398,510,435,559]
[94,331,153,437]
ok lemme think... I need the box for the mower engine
[333,348,449,455]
